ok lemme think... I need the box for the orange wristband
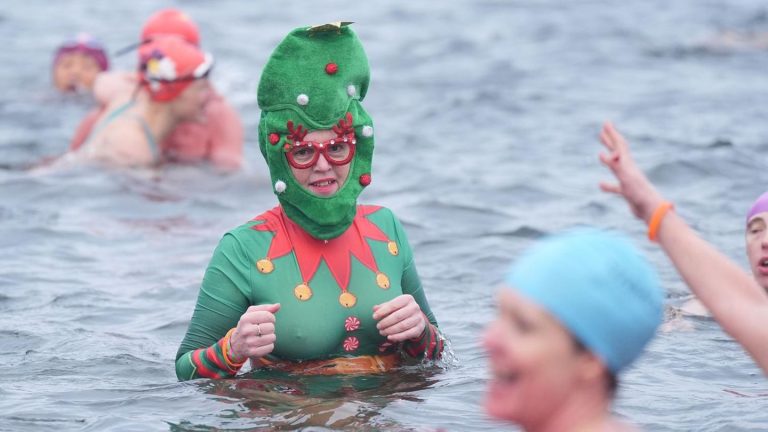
[222,328,246,369]
[647,201,674,242]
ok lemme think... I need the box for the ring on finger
[255,323,262,337]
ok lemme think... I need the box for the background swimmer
[70,9,243,170]
[74,36,213,167]
[598,122,768,374]
[484,228,662,432]
[52,33,109,94]
[676,192,768,318]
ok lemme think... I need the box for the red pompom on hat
[359,173,371,186]
[138,36,213,102]
[141,9,200,46]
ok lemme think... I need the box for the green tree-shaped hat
[258,22,374,239]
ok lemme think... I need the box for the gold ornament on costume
[339,292,357,308]
[294,283,312,301]
[256,259,274,274]
[376,272,390,289]
[387,241,399,256]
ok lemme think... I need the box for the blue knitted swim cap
[506,228,663,374]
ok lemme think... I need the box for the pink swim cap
[53,33,109,71]
[746,191,768,223]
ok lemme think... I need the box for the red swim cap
[141,9,200,46]
[138,36,213,102]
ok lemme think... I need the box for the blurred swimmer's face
[746,212,768,290]
[482,289,602,425]
[171,79,211,122]
[289,129,352,197]
[53,52,102,92]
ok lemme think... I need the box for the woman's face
[482,289,595,424]
[53,52,102,92]
[171,79,211,121]
[746,211,768,290]
[288,129,351,197]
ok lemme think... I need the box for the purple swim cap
[746,191,768,223]
[53,33,109,71]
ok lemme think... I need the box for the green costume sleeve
[391,215,444,359]
[175,233,253,380]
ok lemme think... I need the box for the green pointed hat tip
[306,21,354,33]
[257,22,370,127]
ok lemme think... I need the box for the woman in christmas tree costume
[175,23,443,381]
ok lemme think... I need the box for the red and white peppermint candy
[344,316,360,332]
[343,336,359,352]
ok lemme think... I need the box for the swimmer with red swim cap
[70,9,243,169]
[74,36,213,167]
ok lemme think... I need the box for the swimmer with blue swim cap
[484,228,662,432]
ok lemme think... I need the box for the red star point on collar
[252,206,391,293]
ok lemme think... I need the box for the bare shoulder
[94,71,138,104]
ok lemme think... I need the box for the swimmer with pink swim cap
[598,121,768,374]
[677,191,768,317]
[52,33,109,93]
[745,191,768,291]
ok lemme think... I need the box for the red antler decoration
[286,120,308,143]
[332,112,354,137]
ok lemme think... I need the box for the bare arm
[654,212,768,370]
[598,122,768,374]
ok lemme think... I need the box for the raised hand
[598,122,666,223]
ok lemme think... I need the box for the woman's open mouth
[757,258,768,275]
[309,178,338,195]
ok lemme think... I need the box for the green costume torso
[175,205,441,380]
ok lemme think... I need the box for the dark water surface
[1,0,767,430]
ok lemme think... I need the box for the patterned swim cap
[138,36,212,102]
